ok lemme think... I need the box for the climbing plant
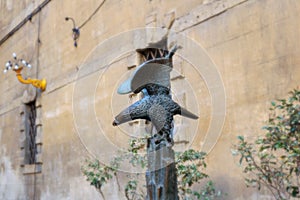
[233,89,300,199]
[82,138,223,200]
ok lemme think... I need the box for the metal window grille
[137,48,168,62]
[25,101,37,164]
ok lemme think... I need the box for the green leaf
[237,135,244,141]
[233,89,300,200]
[271,101,276,106]
[239,156,244,165]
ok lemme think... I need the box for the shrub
[233,89,300,199]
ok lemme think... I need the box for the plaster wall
[0,0,299,199]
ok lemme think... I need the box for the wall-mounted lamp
[65,17,80,47]
[3,53,47,92]
[64,1,106,48]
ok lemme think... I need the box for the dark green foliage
[233,89,300,199]
[125,179,144,200]
[82,138,224,199]
[82,138,147,200]
[127,138,147,168]
[176,150,207,189]
[81,159,116,199]
[176,149,222,200]
[193,181,223,200]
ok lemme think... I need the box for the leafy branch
[233,89,300,199]
[82,138,224,199]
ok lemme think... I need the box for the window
[24,101,37,164]
[136,48,168,63]
[20,98,43,174]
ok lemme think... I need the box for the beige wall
[0,0,299,199]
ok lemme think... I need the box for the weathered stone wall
[0,0,299,199]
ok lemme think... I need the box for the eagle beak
[112,108,132,126]
[112,119,119,126]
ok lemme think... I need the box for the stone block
[126,53,137,67]
[35,126,43,144]
[145,12,157,26]
[23,164,42,175]
[36,106,42,120]
[19,104,26,115]
[35,154,43,164]
[21,87,36,104]
[35,118,42,127]
[19,133,26,148]
[35,97,42,108]
[162,10,176,29]
[36,144,42,154]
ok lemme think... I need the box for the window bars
[25,101,37,164]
